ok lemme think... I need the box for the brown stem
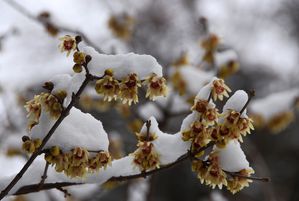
[145,120,151,141]
[240,90,255,114]
[225,171,270,182]
[38,162,50,190]
[56,187,71,198]
[13,143,215,195]
[0,65,99,200]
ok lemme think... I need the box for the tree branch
[3,0,104,53]
[0,65,98,200]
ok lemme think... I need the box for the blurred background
[0,0,299,201]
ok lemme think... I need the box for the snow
[180,112,198,132]
[155,88,190,113]
[139,117,190,164]
[194,77,217,101]
[222,90,248,117]
[30,107,109,152]
[82,46,163,79]
[215,49,238,68]
[249,89,299,120]
[127,178,150,201]
[0,154,26,178]
[176,65,214,95]
[138,103,163,121]
[215,140,250,172]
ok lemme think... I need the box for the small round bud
[50,146,60,156]
[22,136,30,142]
[85,55,92,64]
[73,64,83,73]
[33,138,42,149]
[43,81,54,91]
[73,52,86,65]
[104,69,114,76]
[75,35,82,44]
[54,90,67,101]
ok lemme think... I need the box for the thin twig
[240,90,255,114]
[56,187,71,198]
[0,61,99,200]
[3,0,104,53]
[13,143,214,195]
[225,171,270,182]
[38,162,50,190]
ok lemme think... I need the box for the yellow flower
[22,140,35,153]
[39,93,63,119]
[70,147,89,166]
[133,142,160,171]
[73,51,86,65]
[191,99,209,113]
[95,73,120,102]
[144,73,168,100]
[24,95,41,131]
[88,151,112,171]
[182,121,205,141]
[119,73,141,105]
[227,168,255,194]
[212,79,231,101]
[202,108,219,126]
[237,117,254,137]
[59,35,77,56]
[192,152,227,189]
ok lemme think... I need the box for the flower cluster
[25,92,63,130]
[192,152,227,189]
[181,79,255,193]
[22,136,42,154]
[132,122,160,171]
[95,71,167,105]
[45,146,111,178]
[226,168,255,194]
[192,151,254,193]
[211,79,231,101]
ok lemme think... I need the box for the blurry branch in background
[3,0,104,53]
[0,28,18,51]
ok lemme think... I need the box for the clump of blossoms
[144,73,168,101]
[226,168,255,194]
[192,152,227,189]
[21,136,42,154]
[24,92,63,131]
[44,146,111,178]
[132,121,160,171]
[93,71,167,105]
[181,79,255,193]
